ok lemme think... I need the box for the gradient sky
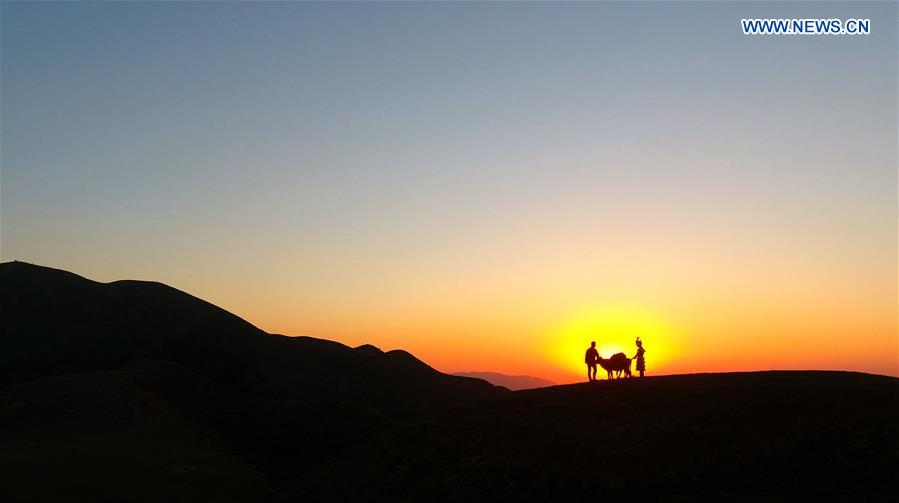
[2,2,896,382]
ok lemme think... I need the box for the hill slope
[0,360,389,502]
[0,261,508,501]
[276,371,899,502]
[0,261,504,419]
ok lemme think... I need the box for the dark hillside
[276,371,899,502]
[0,360,389,502]
[0,261,504,418]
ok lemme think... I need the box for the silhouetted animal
[597,352,632,380]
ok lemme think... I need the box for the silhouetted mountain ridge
[0,261,504,418]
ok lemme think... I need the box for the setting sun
[546,304,677,378]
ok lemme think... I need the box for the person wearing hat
[633,337,647,378]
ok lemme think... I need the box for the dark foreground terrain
[279,371,898,503]
[2,262,897,502]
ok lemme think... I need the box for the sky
[2,2,896,383]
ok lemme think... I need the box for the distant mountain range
[452,371,555,390]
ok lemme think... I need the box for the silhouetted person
[633,337,646,377]
[585,341,599,382]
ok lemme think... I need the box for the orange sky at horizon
[186,217,897,384]
[7,196,896,384]
[180,212,894,383]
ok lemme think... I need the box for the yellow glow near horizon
[546,304,676,377]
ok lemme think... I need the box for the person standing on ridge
[585,341,599,382]
[633,337,647,378]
